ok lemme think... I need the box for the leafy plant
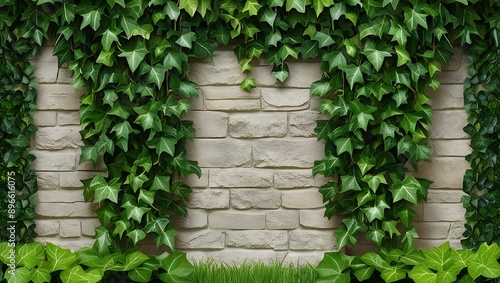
[316,242,500,283]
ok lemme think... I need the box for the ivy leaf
[381,266,408,283]
[81,10,101,31]
[362,197,390,222]
[192,40,214,58]
[336,218,366,249]
[118,40,148,72]
[163,52,186,72]
[366,228,385,246]
[126,172,149,192]
[362,173,387,193]
[379,121,398,139]
[260,7,277,26]
[176,31,196,48]
[178,80,199,97]
[243,0,262,16]
[404,7,428,31]
[45,243,78,272]
[133,100,162,131]
[395,45,411,67]
[400,112,421,133]
[240,77,256,91]
[335,137,353,156]
[396,206,416,227]
[388,20,409,46]
[91,176,121,204]
[340,175,362,192]
[313,155,342,176]
[323,51,348,71]
[96,47,115,67]
[344,64,364,89]
[286,0,306,13]
[165,1,181,20]
[407,62,428,82]
[265,30,282,47]
[60,265,102,283]
[390,175,421,204]
[121,196,151,222]
[311,79,333,97]
[156,137,177,157]
[313,31,335,48]
[272,63,289,82]
[179,0,198,17]
[197,0,211,17]
[297,40,319,59]
[159,252,194,281]
[147,64,167,88]
[362,41,392,72]
[409,265,438,283]
[277,44,299,60]
[127,230,146,246]
[61,2,76,23]
[101,28,120,51]
[16,243,44,269]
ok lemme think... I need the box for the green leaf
[96,47,115,67]
[118,40,148,72]
[30,267,52,283]
[121,251,149,271]
[126,172,149,192]
[313,31,335,48]
[240,77,256,92]
[151,175,171,192]
[395,45,411,67]
[45,242,78,272]
[178,80,199,97]
[316,252,350,277]
[16,243,44,269]
[310,80,333,97]
[147,64,167,88]
[388,20,409,45]
[354,267,375,281]
[361,197,390,222]
[60,265,102,283]
[400,112,421,133]
[159,252,194,282]
[404,7,428,31]
[409,265,437,283]
[286,0,306,12]
[381,266,408,283]
[336,218,366,249]
[111,121,133,139]
[176,32,196,49]
[5,267,31,283]
[362,173,387,193]
[179,0,198,17]
[157,137,176,157]
[192,40,214,58]
[133,100,162,131]
[80,10,101,31]
[128,267,153,282]
[422,242,452,272]
[272,63,289,82]
[344,64,364,89]
[165,1,181,20]
[362,41,392,72]
[277,44,299,60]
[127,230,147,245]
[340,175,362,192]
[366,228,385,246]
[390,175,421,204]
[90,176,121,203]
[121,197,150,222]
[467,243,500,279]
[260,7,277,26]
[101,28,120,51]
[243,0,262,16]
[335,137,353,156]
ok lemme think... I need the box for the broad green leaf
[379,121,398,139]
[240,77,256,92]
[390,175,421,204]
[286,0,306,12]
[16,243,44,269]
[96,47,115,67]
[138,189,156,205]
[60,265,101,283]
[357,152,375,175]
[361,198,390,222]
[388,20,409,45]
[277,44,298,60]
[381,266,408,283]
[336,218,366,249]
[197,0,211,17]
[30,267,51,283]
[335,137,353,156]
[128,267,153,282]
[297,40,319,59]
[178,80,199,97]
[159,252,194,282]
[395,45,411,67]
[90,175,121,203]
[121,199,150,222]
[404,7,428,31]
[362,173,387,193]
[344,64,364,89]
[176,32,196,49]
[5,267,31,283]
[132,24,154,39]
[360,252,390,269]
[45,242,78,272]
[468,243,500,279]
[101,28,120,51]
[323,51,348,71]
[260,7,277,26]
[354,267,375,281]
[311,80,333,97]
[133,100,162,131]
[409,265,437,283]
[156,137,176,157]
[121,251,149,271]
[80,10,101,31]
[272,63,289,82]
[179,0,198,17]
[313,31,335,48]
[362,41,392,72]
[147,64,167,88]
[243,0,262,16]
[165,1,181,20]
[127,230,147,245]
[125,172,149,192]
[340,175,362,192]
[407,62,428,82]
[313,155,341,176]
[382,221,401,238]
[422,242,452,272]
[118,40,148,72]
[400,112,421,133]
[111,121,134,139]
[192,40,214,58]
[316,252,350,277]
[366,228,385,246]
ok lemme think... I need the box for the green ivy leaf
[240,77,256,92]
[147,64,167,88]
[176,31,196,49]
[362,197,390,222]
[81,10,101,31]
[243,0,262,16]
[404,7,428,31]
[45,242,78,272]
[101,28,120,51]
[30,267,52,283]
[362,41,392,72]
[121,196,151,222]
[340,174,362,192]
[388,20,409,46]
[118,40,148,72]
[165,1,181,20]
[335,137,353,156]
[381,266,408,283]
[159,252,194,282]
[179,0,198,17]
[408,265,437,283]
[91,176,121,203]
[362,173,387,193]
[127,230,146,246]
[286,0,306,13]
[15,243,44,269]
[390,175,421,205]
[366,228,385,246]
[128,267,153,282]
[133,100,162,131]
[395,45,411,67]
[60,265,102,283]
[272,63,289,82]
[344,64,364,89]
[277,44,298,60]
[313,31,335,48]
[125,172,149,192]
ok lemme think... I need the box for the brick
[81,219,100,236]
[289,230,336,250]
[36,202,97,217]
[182,168,209,188]
[422,203,466,221]
[176,230,225,249]
[59,220,81,238]
[289,112,322,137]
[60,172,104,188]
[430,139,471,157]
[300,210,340,229]
[283,62,322,88]
[250,65,279,87]
[200,249,278,264]
[429,84,464,110]
[57,112,80,125]
[231,189,281,209]
[36,172,59,190]
[37,190,85,203]
[413,157,470,188]
[226,230,288,250]
[253,138,324,168]
[415,222,450,239]
[33,111,57,126]
[209,211,265,229]
[31,150,77,171]
[427,189,464,203]
[204,100,261,111]
[282,189,324,209]
[438,54,468,83]
[37,84,82,110]
[449,222,466,239]
[266,210,299,229]
[202,86,260,100]
[229,113,287,138]
[189,51,245,86]
[186,139,252,168]
[188,189,229,209]
[430,110,469,139]
[188,111,228,138]
[310,96,322,110]
[261,88,310,111]
[34,126,83,149]
[172,209,208,229]
[209,168,273,188]
[76,154,107,171]
[35,220,59,236]
[34,47,59,83]
[189,96,204,110]
[36,237,95,252]
[274,170,315,188]
[56,68,73,84]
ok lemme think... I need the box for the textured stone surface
[188,111,228,138]
[415,222,450,239]
[283,62,323,88]
[430,110,469,139]
[36,202,97,217]
[289,230,336,250]
[429,84,464,110]
[188,189,229,209]
[449,222,466,239]
[231,189,281,209]
[36,172,59,190]
[182,168,209,188]
[413,157,470,188]
[261,88,310,111]
[59,220,81,238]
[430,139,471,157]
[226,231,288,250]
[209,211,266,229]
[253,139,324,168]
[209,168,273,188]
[33,111,57,126]
[31,151,77,171]
[423,203,466,221]
[37,84,82,110]
[229,113,287,138]
[35,220,60,236]
[81,219,100,237]
[172,209,208,229]
[204,99,261,111]
[427,189,464,203]
[176,231,225,249]
[282,189,325,209]
[289,112,321,137]
[37,190,85,203]
[202,86,261,100]
[266,210,299,230]
[58,112,80,125]
[59,172,103,188]
[187,139,252,168]
[34,127,83,149]
[189,51,245,86]
[274,170,315,188]
[300,210,340,229]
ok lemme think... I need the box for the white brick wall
[31,43,470,264]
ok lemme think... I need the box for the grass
[192,260,319,283]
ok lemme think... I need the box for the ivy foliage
[0,0,52,243]
[461,1,500,251]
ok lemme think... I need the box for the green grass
[192,260,319,283]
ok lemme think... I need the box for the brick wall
[31,42,469,264]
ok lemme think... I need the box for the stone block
[34,220,59,236]
[226,230,288,250]
[189,96,204,110]
[428,84,464,110]
[36,172,59,190]
[209,211,265,229]
[56,68,74,84]
[37,190,85,203]
[37,84,82,110]
[422,203,466,222]
[176,230,225,249]
[274,170,315,188]
[266,210,299,230]
[289,112,321,137]
[31,150,77,171]
[204,100,261,111]
[182,168,209,188]
[188,111,228,138]
[283,62,322,88]
[188,189,229,209]
[415,239,462,250]
[429,110,469,139]
[33,111,57,126]
[229,113,287,138]
[430,139,471,157]
[81,219,100,237]
[261,88,310,111]
[437,54,468,83]
[172,209,208,229]
[250,65,279,87]
[202,86,260,100]
[300,209,340,229]
[36,202,97,217]
[36,237,95,252]
[413,157,470,188]
[415,222,450,239]
[426,189,464,203]
[289,230,336,250]
[253,138,324,168]
[186,139,252,168]
[59,220,81,238]
[60,172,104,188]
[57,112,80,125]
[282,189,325,209]
[34,126,83,149]
[449,222,466,239]
[34,47,59,83]
[189,51,245,86]
[209,168,273,188]
[231,189,281,209]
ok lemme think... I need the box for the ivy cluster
[461,1,500,251]
[0,1,52,243]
